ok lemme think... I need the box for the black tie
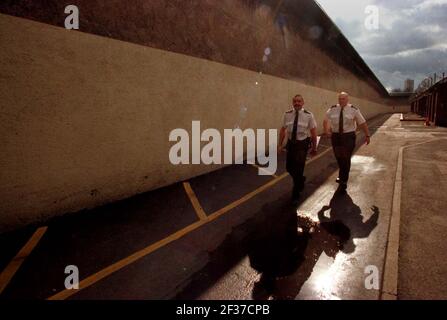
[339,107,344,133]
[292,109,299,141]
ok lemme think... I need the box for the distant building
[410,77,447,127]
[404,79,414,93]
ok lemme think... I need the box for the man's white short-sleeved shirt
[282,107,317,141]
[325,103,366,133]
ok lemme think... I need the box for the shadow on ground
[318,189,379,254]
[0,114,390,299]
[174,112,391,300]
[175,183,380,300]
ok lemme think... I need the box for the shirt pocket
[298,118,308,130]
[345,113,355,125]
[345,113,355,120]
[285,120,294,131]
[330,113,340,125]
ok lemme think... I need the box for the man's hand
[277,145,286,153]
[309,148,317,157]
[359,123,370,145]
[365,136,370,145]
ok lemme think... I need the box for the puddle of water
[351,155,375,164]
[351,155,385,174]
[295,252,341,300]
[176,202,354,300]
[251,216,351,300]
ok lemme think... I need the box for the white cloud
[414,24,443,33]
[411,0,447,11]
[316,0,447,90]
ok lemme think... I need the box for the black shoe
[336,177,348,185]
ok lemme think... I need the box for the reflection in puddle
[250,216,350,300]
[298,252,341,300]
[351,155,375,164]
[313,253,334,293]
[176,192,379,300]
[351,155,385,174]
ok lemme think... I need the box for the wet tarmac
[1,113,447,300]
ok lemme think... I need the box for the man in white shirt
[323,92,370,193]
[278,94,318,203]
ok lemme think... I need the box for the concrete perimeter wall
[0,14,409,232]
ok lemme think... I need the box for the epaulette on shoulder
[286,109,294,113]
[330,105,337,109]
[351,105,358,110]
[304,110,311,114]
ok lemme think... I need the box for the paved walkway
[399,138,447,299]
[1,113,446,300]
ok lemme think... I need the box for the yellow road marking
[307,146,332,163]
[48,143,336,300]
[47,219,206,300]
[209,172,288,219]
[47,172,290,300]
[318,143,331,148]
[0,226,47,294]
[183,182,207,220]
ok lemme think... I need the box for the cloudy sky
[316,0,447,92]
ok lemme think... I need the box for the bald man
[323,92,370,193]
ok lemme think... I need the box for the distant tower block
[404,79,414,93]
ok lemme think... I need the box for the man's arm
[323,118,332,136]
[310,127,317,155]
[309,114,318,155]
[278,112,288,152]
[359,122,370,145]
[355,109,370,145]
[278,126,287,152]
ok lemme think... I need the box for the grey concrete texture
[399,138,447,299]
[0,0,404,102]
[4,113,446,300]
[0,13,409,232]
[175,114,447,300]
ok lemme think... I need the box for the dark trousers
[331,132,356,184]
[286,138,310,196]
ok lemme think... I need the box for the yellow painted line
[205,146,332,221]
[308,146,332,163]
[48,145,335,300]
[47,173,290,300]
[251,164,278,178]
[47,220,206,300]
[0,226,48,294]
[318,143,331,148]
[183,182,207,220]
[208,172,288,219]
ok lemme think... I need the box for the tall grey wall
[0,1,409,232]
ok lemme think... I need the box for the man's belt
[288,137,310,146]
